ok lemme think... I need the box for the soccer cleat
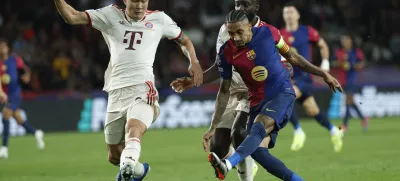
[0,147,8,159]
[290,131,306,151]
[208,152,229,180]
[361,117,369,132]
[331,129,344,153]
[132,163,150,181]
[253,162,258,178]
[35,130,45,150]
[120,159,135,181]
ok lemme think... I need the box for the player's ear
[123,0,127,5]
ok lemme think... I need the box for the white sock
[133,162,145,178]
[120,137,141,169]
[223,146,235,159]
[237,157,255,181]
[294,127,304,134]
[330,126,339,135]
[226,160,233,171]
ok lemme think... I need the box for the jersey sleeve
[265,25,290,55]
[216,24,228,53]
[356,48,365,62]
[15,55,25,69]
[307,26,320,43]
[85,5,113,32]
[162,12,182,40]
[217,52,233,79]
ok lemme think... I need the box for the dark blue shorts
[5,91,21,111]
[294,81,313,104]
[247,92,296,148]
[344,84,356,94]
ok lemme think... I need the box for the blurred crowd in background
[0,0,399,93]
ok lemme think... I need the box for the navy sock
[351,104,365,120]
[226,122,266,168]
[251,147,303,181]
[314,111,334,131]
[289,109,301,130]
[2,119,10,147]
[22,121,36,134]
[343,105,351,126]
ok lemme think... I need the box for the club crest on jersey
[288,36,295,43]
[246,50,256,60]
[251,66,268,81]
[145,22,153,29]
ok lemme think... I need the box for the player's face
[124,0,149,21]
[283,6,300,24]
[234,0,259,22]
[0,42,9,58]
[227,20,253,48]
[341,36,353,50]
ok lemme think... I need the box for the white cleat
[290,131,306,151]
[35,130,45,150]
[0,147,8,159]
[120,159,135,181]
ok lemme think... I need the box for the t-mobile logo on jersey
[123,31,143,50]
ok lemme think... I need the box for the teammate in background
[335,34,369,131]
[280,3,343,152]
[0,38,45,159]
[170,1,292,180]
[208,10,342,181]
[54,0,203,180]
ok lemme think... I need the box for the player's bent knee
[258,136,271,148]
[2,108,13,120]
[125,119,147,138]
[303,97,320,116]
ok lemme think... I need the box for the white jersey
[216,17,287,94]
[85,5,182,92]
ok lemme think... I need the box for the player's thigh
[104,112,126,145]
[216,94,238,129]
[126,102,160,135]
[293,85,302,99]
[302,96,320,116]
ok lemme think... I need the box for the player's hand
[322,72,343,93]
[188,61,203,87]
[0,91,8,104]
[202,127,216,152]
[170,77,194,93]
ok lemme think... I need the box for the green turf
[1,117,399,181]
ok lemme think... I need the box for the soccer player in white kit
[54,0,203,180]
[170,1,293,181]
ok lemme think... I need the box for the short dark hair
[0,38,8,45]
[283,1,299,9]
[226,10,248,24]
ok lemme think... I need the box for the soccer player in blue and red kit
[279,3,343,152]
[335,34,368,131]
[208,10,342,181]
[0,38,45,159]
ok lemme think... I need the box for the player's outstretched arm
[0,79,7,104]
[174,35,203,87]
[282,49,343,92]
[54,0,89,25]
[170,57,220,93]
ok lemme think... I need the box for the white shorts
[104,82,160,144]
[217,92,250,129]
